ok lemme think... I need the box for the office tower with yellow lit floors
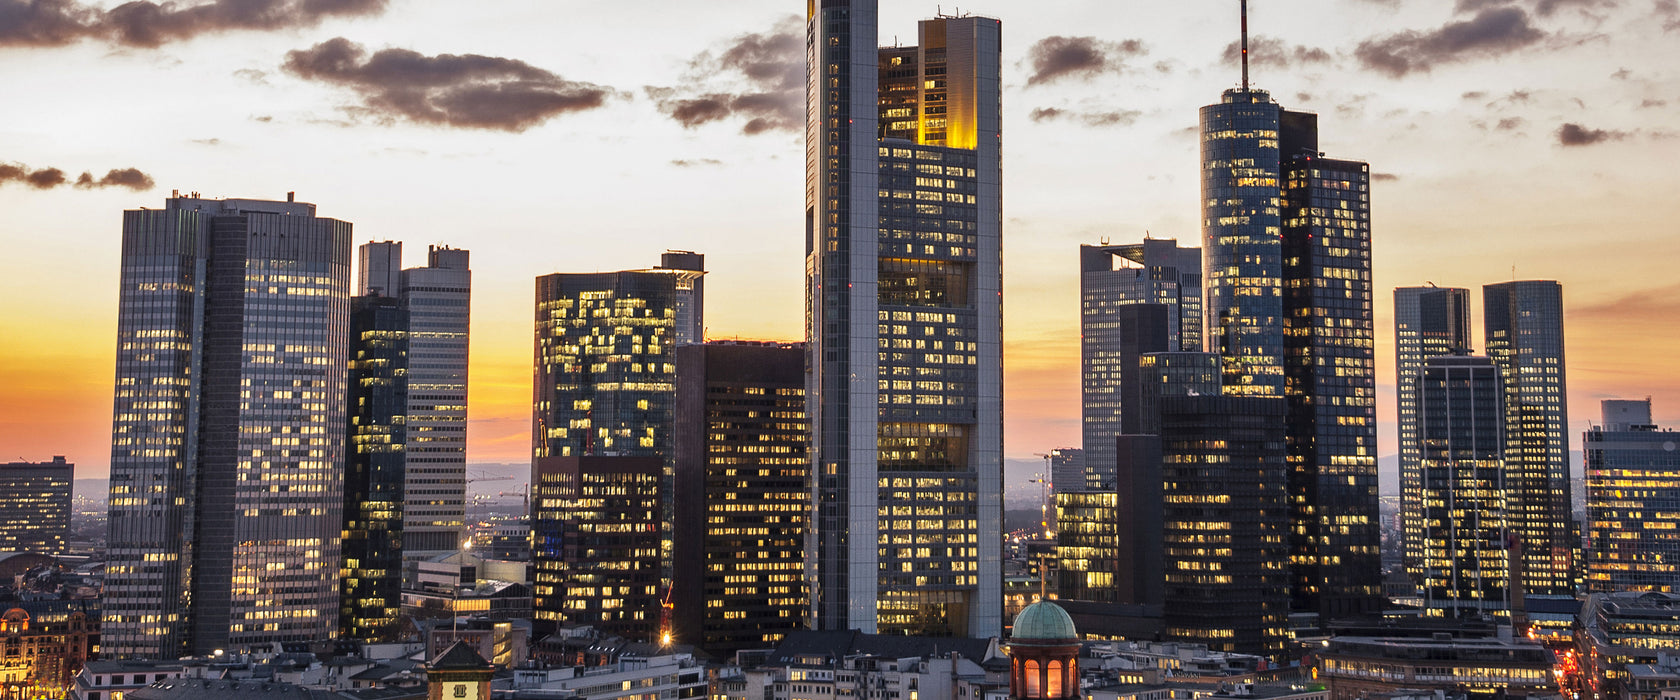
[670,341,808,658]
[806,3,1002,637]
[1585,399,1680,594]
[1394,286,1472,582]
[105,194,352,659]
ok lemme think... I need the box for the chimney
[287,191,295,203]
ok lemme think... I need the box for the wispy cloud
[0,161,155,190]
[646,15,803,136]
[0,0,385,48]
[282,38,619,132]
[1556,122,1628,145]
[1023,36,1147,86]
[1354,7,1546,77]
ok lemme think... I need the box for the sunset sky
[2,0,1677,485]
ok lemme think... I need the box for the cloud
[1639,98,1668,108]
[189,137,221,145]
[1556,122,1628,145]
[0,0,386,48]
[0,161,154,190]
[1456,0,1617,15]
[1028,106,1140,128]
[282,38,617,132]
[1221,35,1332,70]
[1372,172,1401,181]
[647,16,802,135]
[1024,36,1146,86]
[1496,116,1526,130]
[1461,90,1489,100]
[670,158,722,168]
[1354,7,1546,77]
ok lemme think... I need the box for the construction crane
[467,470,513,483]
[1029,455,1053,540]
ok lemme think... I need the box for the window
[1024,660,1040,698]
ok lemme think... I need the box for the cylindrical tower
[1005,601,1080,700]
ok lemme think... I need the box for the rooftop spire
[1241,0,1250,92]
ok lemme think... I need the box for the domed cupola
[1004,601,1080,700]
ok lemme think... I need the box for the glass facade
[1079,241,1201,489]
[1484,281,1575,600]
[106,196,351,659]
[1158,395,1290,657]
[1048,448,1085,495]
[1394,286,1471,582]
[533,260,703,593]
[1054,491,1119,603]
[1417,354,1510,619]
[1585,399,1680,594]
[530,456,662,640]
[0,458,72,555]
[400,246,472,559]
[1281,156,1380,619]
[806,5,1002,638]
[339,295,408,642]
[671,342,808,658]
[1200,90,1284,397]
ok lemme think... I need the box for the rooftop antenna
[1240,0,1251,92]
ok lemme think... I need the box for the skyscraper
[339,294,408,642]
[106,194,351,659]
[1201,14,1380,622]
[530,456,662,640]
[401,246,472,561]
[1158,395,1290,657]
[1483,281,1574,602]
[1048,447,1085,495]
[671,341,808,657]
[1281,155,1379,619]
[1394,285,1472,581]
[805,5,1002,637]
[532,256,704,588]
[1417,354,1511,619]
[0,457,72,555]
[1080,241,1202,487]
[1585,399,1680,594]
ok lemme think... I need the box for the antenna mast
[1240,0,1250,92]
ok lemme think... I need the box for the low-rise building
[510,650,706,700]
[1316,635,1556,700]
[1580,593,1680,700]
[70,660,186,700]
[0,606,95,696]
[1627,655,1680,700]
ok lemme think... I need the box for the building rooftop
[1011,601,1078,642]
[767,629,998,666]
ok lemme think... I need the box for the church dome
[1011,600,1077,641]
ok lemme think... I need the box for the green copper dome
[1011,600,1077,641]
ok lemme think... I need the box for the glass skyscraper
[1281,155,1380,620]
[106,195,351,659]
[400,246,472,560]
[805,4,1002,637]
[1585,399,1680,593]
[1394,285,1472,582]
[671,342,808,657]
[1484,281,1575,602]
[339,294,408,642]
[1079,240,1201,488]
[0,457,72,555]
[532,255,704,601]
[1417,354,1511,619]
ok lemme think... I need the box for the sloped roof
[429,640,492,671]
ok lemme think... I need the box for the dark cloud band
[0,0,386,48]
[0,161,155,190]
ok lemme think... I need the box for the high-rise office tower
[530,456,662,640]
[1483,281,1574,601]
[805,5,1002,637]
[1586,399,1680,593]
[1054,489,1122,604]
[1203,12,1380,622]
[671,342,808,658]
[532,256,705,585]
[1394,285,1472,581]
[1048,448,1085,495]
[1417,354,1511,619]
[106,195,350,659]
[1281,155,1379,619]
[339,295,408,642]
[1158,395,1290,657]
[400,245,472,561]
[0,457,72,555]
[1080,242,1202,487]
[1200,91,1309,396]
